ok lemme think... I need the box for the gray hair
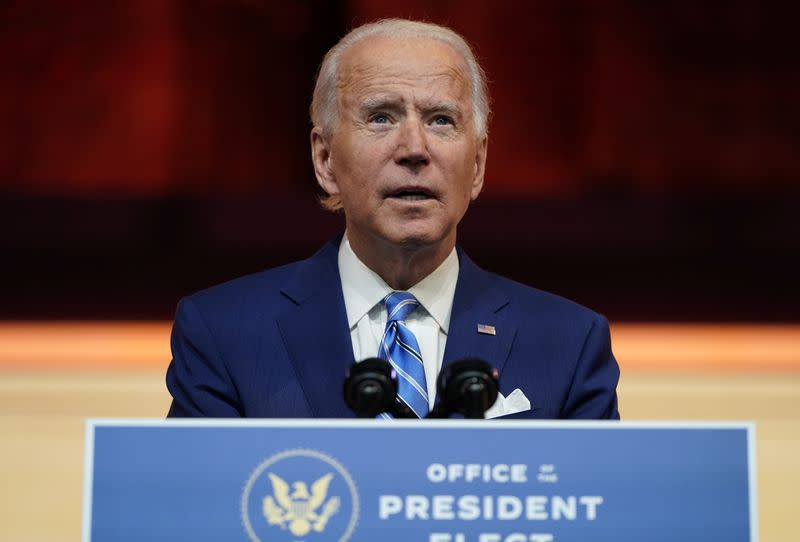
[311,18,490,139]
[311,19,490,211]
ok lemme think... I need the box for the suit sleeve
[561,315,621,419]
[165,297,243,417]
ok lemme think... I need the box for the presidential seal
[241,449,359,542]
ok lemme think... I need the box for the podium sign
[83,420,756,542]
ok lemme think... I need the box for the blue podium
[83,420,757,542]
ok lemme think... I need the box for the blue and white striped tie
[379,291,429,418]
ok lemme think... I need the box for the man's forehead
[336,36,469,93]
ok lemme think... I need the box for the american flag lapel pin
[477,324,496,336]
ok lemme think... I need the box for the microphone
[343,358,399,418]
[344,357,499,419]
[432,359,500,419]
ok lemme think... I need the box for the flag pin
[477,324,496,336]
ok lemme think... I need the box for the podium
[83,420,756,541]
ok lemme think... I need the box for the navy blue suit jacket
[166,238,620,419]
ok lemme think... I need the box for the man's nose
[394,117,430,171]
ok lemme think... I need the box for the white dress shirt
[338,234,459,408]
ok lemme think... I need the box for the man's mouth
[388,188,435,201]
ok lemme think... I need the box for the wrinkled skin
[311,36,487,289]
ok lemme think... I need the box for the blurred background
[0,1,798,540]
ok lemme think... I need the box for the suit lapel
[276,238,355,418]
[275,241,515,417]
[443,249,516,377]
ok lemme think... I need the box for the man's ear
[470,136,488,200]
[311,127,339,197]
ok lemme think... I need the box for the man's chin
[380,227,452,252]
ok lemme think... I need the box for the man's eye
[370,114,390,124]
[431,115,454,126]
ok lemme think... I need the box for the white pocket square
[484,388,532,419]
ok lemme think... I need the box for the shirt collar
[338,233,459,333]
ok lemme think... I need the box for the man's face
[313,36,487,256]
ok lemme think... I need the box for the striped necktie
[379,291,429,418]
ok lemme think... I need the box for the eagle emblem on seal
[262,472,341,536]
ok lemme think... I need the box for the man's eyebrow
[358,97,463,118]
[422,102,462,116]
[359,96,404,112]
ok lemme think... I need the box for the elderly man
[166,19,619,419]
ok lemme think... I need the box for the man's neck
[346,232,455,291]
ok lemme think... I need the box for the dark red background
[1,1,798,320]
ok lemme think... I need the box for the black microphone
[343,358,399,418]
[432,359,500,419]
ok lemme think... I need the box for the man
[166,19,619,419]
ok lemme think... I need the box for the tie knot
[384,291,419,323]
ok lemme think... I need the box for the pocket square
[484,388,532,419]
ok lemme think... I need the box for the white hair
[310,18,491,139]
